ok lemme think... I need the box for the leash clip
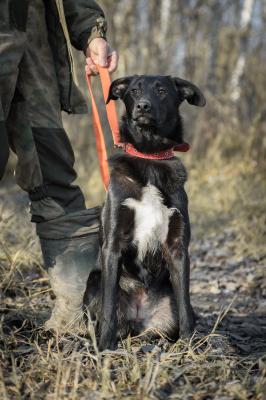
[114,143,125,149]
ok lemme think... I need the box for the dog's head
[107,75,206,153]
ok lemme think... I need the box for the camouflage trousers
[0,0,100,331]
[0,0,91,225]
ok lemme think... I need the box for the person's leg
[0,122,9,180]
[0,9,25,179]
[7,0,100,332]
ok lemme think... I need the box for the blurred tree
[230,0,255,102]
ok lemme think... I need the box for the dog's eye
[131,88,141,96]
[157,88,167,95]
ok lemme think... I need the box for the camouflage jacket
[10,0,107,114]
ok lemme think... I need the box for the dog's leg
[98,195,135,350]
[98,239,120,350]
[165,212,195,338]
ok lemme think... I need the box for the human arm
[63,0,118,73]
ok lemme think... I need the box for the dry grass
[187,156,266,258]
[0,155,266,399]
[1,304,265,399]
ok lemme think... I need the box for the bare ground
[0,162,266,399]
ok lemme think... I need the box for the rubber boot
[37,208,100,333]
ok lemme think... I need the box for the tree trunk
[230,0,255,102]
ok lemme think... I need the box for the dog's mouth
[133,115,156,127]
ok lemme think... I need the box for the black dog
[84,75,206,350]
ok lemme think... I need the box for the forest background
[1,1,266,399]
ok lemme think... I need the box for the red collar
[123,142,190,160]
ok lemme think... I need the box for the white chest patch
[122,183,174,261]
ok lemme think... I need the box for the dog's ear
[172,77,206,107]
[106,76,135,104]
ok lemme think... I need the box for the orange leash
[85,65,121,190]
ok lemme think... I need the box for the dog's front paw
[179,311,195,339]
[98,319,118,350]
[99,332,117,351]
[179,325,194,339]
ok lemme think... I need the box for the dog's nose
[136,100,151,113]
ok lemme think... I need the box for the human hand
[85,38,119,75]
